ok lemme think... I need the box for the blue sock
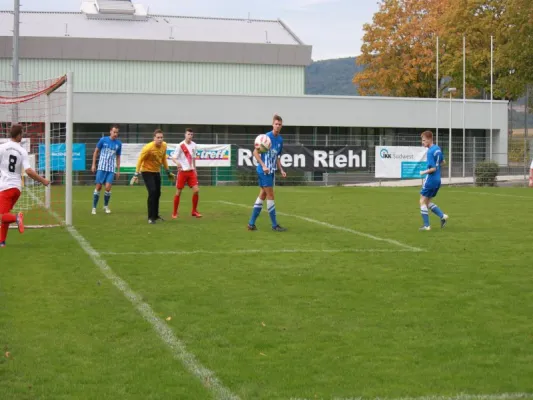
[104,191,111,207]
[267,199,278,227]
[429,202,444,218]
[420,205,430,227]
[248,197,263,226]
[93,191,100,208]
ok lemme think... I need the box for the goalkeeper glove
[130,172,139,186]
[167,170,176,182]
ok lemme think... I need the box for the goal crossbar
[1,72,73,229]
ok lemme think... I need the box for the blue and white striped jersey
[256,131,283,174]
[97,136,122,173]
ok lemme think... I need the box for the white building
[0,0,509,184]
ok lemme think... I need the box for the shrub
[508,139,529,163]
[474,161,499,187]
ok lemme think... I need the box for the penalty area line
[290,392,533,400]
[217,200,424,253]
[100,248,420,256]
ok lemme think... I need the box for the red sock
[1,213,16,224]
[173,195,180,215]
[0,223,8,242]
[192,193,199,212]
[0,214,16,243]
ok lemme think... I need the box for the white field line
[449,190,533,200]
[31,197,532,400]
[290,393,533,400]
[217,201,424,253]
[100,248,419,256]
[43,209,240,399]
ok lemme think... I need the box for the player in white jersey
[170,128,201,219]
[0,124,50,247]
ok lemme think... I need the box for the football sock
[0,214,15,242]
[93,191,100,208]
[104,191,111,207]
[429,202,444,218]
[249,197,263,225]
[1,214,16,224]
[267,199,278,227]
[420,205,430,227]
[192,193,199,212]
[173,195,180,215]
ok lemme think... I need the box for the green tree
[439,0,507,99]
[497,0,533,102]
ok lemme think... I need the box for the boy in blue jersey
[247,114,287,232]
[419,130,449,231]
[91,124,122,214]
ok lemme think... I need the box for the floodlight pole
[12,0,20,124]
[447,88,457,184]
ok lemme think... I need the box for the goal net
[0,74,72,228]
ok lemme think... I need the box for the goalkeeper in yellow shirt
[130,129,175,224]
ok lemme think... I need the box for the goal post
[0,73,74,228]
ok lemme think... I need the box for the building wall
[0,59,305,96]
[68,92,509,164]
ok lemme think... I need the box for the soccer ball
[254,134,271,153]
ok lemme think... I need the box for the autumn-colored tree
[439,0,507,99]
[354,0,532,100]
[497,0,533,101]
[353,0,447,97]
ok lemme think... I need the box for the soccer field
[2,185,533,400]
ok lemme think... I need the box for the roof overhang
[0,36,312,66]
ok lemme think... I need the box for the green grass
[2,185,533,399]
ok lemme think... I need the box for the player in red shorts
[170,128,201,219]
[0,124,50,247]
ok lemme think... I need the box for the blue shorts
[420,184,440,198]
[95,170,115,185]
[257,171,275,188]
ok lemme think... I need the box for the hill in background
[304,57,362,96]
[304,56,532,129]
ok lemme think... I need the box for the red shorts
[0,188,21,214]
[176,170,199,189]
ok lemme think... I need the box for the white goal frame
[3,72,74,227]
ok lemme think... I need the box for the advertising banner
[38,143,86,171]
[375,146,427,178]
[119,143,231,172]
[236,144,368,172]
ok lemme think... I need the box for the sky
[0,0,380,60]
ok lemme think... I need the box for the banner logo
[380,148,391,159]
[237,145,367,172]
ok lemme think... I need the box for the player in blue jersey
[247,114,287,232]
[91,124,122,214]
[419,130,448,231]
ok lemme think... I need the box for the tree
[497,0,533,102]
[354,0,532,101]
[353,0,446,97]
[439,0,507,99]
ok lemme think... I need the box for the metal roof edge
[72,92,510,104]
[277,18,304,45]
[0,9,281,24]
[0,10,83,14]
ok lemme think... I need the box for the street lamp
[446,87,457,184]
